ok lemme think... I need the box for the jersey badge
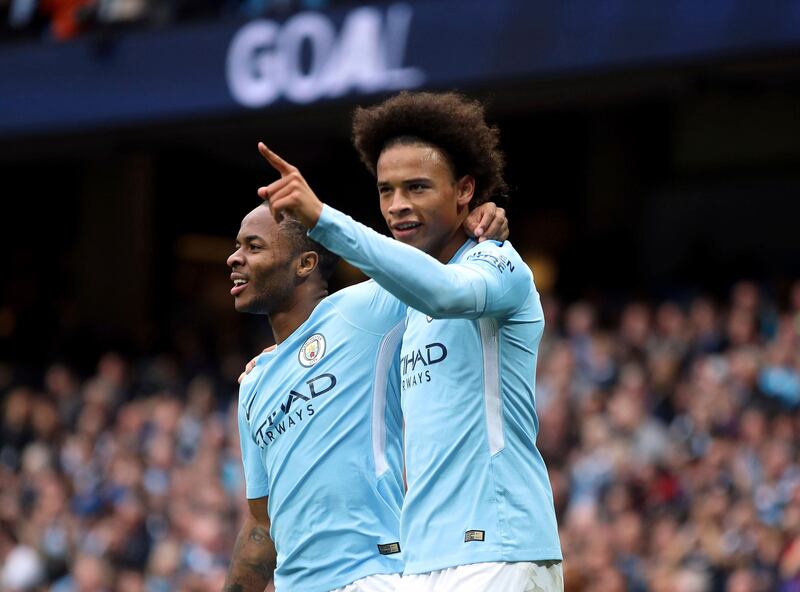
[299,333,326,367]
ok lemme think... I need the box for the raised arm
[255,144,514,319]
[310,205,491,318]
[223,497,276,592]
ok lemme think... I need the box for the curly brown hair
[352,91,508,208]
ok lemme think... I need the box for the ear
[296,251,319,279]
[456,175,475,208]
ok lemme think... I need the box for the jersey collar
[448,238,478,264]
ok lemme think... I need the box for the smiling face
[226,206,297,314]
[377,141,475,263]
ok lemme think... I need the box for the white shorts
[329,573,403,592]
[396,561,563,592]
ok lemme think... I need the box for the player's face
[227,207,297,314]
[376,142,474,262]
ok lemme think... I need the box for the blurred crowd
[1,279,800,591]
[541,280,800,592]
[0,353,246,591]
[0,0,357,42]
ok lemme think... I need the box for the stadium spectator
[1,280,799,590]
[39,0,95,40]
[2,0,358,42]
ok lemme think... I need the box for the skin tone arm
[255,143,508,242]
[223,497,276,592]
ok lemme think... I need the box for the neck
[433,227,470,264]
[268,282,329,344]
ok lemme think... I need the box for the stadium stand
[2,280,799,591]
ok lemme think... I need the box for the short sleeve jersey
[237,281,406,592]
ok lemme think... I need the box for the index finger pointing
[258,142,296,176]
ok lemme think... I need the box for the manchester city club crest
[298,333,326,367]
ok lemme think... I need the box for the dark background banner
[2,0,800,136]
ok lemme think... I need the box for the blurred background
[1,0,800,590]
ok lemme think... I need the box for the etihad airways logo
[248,372,337,447]
[226,4,424,108]
[400,342,447,392]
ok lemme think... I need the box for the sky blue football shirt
[238,280,406,592]
[309,206,563,575]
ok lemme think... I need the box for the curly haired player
[257,91,563,591]
[224,137,509,590]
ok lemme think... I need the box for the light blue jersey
[310,206,562,575]
[238,281,407,592]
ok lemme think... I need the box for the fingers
[264,198,283,224]
[258,178,297,223]
[479,207,508,242]
[258,175,294,202]
[474,209,490,238]
[468,202,497,239]
[478,219,508,242]
[258,142,296,177]
[258,167,308,203]
[238,358,257,385]
[238,345,275,384]
[258,175,310,224]
[264,187,300,225]
[264,180,299,205]
[256,148,322,229]
[239,356,258,383]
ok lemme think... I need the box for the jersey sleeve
[309,205,530,319]
[327,280,407,335]
[461,241,534,319]
[238,391,270,500]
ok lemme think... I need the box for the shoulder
[325,280,406,334]
[327,279,382,303]
[237,377,259,424]
[237,347,281,412]
[463,240,540,319]
[462,240,530,278]
[326,280,380,316]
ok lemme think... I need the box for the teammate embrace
[224,92,562,592]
